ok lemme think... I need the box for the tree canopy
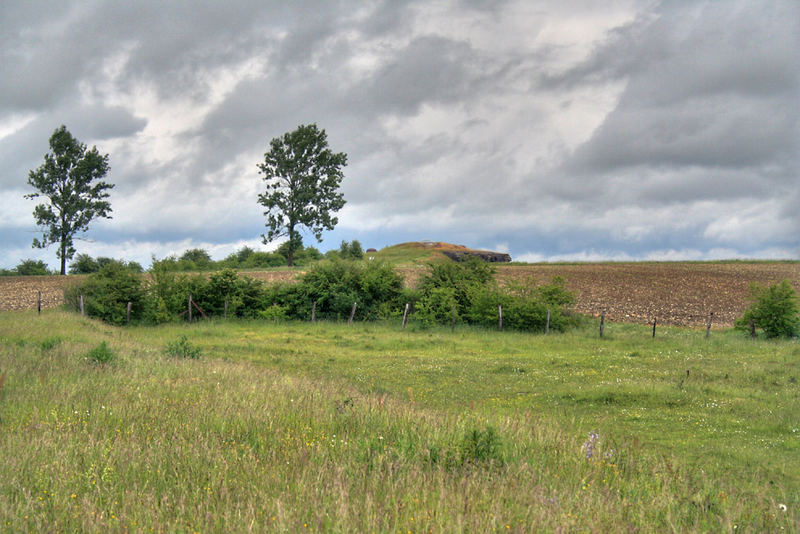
[25,125,113,274]
[257,123,347,266]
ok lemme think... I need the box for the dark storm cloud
[1,0,798,269]
[556,0,800,209]
[0,107,146,188]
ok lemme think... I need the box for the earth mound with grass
[371,241,511,264]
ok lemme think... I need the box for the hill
[369,241,510,265]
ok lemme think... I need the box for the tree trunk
[286,224,297,267]
[60,235,67,275]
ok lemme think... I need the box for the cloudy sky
[1,0,798,270]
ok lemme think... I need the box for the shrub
[70,255,142,274]
[179,248,213,269]
[297,259,404,320]
[66,263,145,325]
[735,280,800,338]
[415,286,459,327]
[14,259,51,276]
[338,239,364,260]
[86,341,115,365]
[259,304,288,322]
[458,426,504,466]
[68,253,99,274]
[416,258,577,332]
[164,335,201,359]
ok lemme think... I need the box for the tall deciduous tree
[25,125,113,275]
[257,123,347,266]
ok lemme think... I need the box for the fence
[20,289,738,340]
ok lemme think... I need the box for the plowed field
[2,263,798,327]
[495,262,800,327]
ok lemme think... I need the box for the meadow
[0,310,798,532]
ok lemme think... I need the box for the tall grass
[0,311,797,532]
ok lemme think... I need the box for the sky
[1,0,798,270]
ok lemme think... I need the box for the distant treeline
[1,240,366,276]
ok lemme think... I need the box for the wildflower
[581,432,599,461]
[778,503,787,512]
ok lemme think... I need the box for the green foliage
[417,259,577,332]
[179,248,213,269]
[25,125,113,275]
[458,426,505,466]
[85,341,115,365]
[295,259,404,321]
[69,254,142,274]
[39,337,62,351]
[735,280,800,338]
[151,249,215,272]
[338,240,364,260]
[257,123,347,266]
[258,304,289,322]
[13,259,52,276]
[415,286,458,327]
[66,263,145,325]
[164,335,201,359]
[420,258,495,317]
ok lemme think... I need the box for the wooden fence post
[451,304,456,332]
[599,311,605,338]
[188,294,193,322]
[311,300,317,323]
[37,291,42,315]
[749,318,756,338]
[79,295,85,316]
[652,317,657,338]
[402,303,409,330]
[705,312,713,339]
[348,301,357,325]
[224,298,229,319]
[126,302,132,324]
[545,309,550,335]
[498,305,503,332]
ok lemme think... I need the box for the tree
[735,280,800,338]
[25,125,113,275]
[180,248,213,268]
[257,123,347,266]
[338,239,364,260]
[14,259,51,276]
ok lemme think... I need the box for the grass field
[1,310,798,532]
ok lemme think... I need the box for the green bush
[69,254,142,274]
[66,263,145,325]
[12,259,51,276]
[416,259,577,332]
[420,258,495,317]
[258,304,289,322]
[458,426,504,466]
[735,280,800,338]
[337,239,364,260]
[164,335,201,359]
[415,286,459,327]
[86,341,115,365]
[295,259,404,321]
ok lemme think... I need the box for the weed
[458,426,504,466]
[39,337,61,351]
[85,341,115,365]
[164,335,201,359]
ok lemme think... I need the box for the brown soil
[2,263,798,327]
[494,263,800,327]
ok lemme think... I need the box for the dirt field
[496,263,800,327]
[2,263,798,327]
